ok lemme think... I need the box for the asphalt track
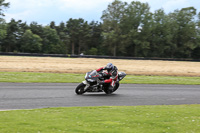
[0,83,200,110]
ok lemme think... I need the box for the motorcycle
[75,70,126,95]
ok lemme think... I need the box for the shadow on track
[77,93,119,97]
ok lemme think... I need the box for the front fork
[82,80,88,85]
[82,80,89,92]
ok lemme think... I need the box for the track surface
[0,83,200,110]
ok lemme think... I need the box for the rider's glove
[99,73,103,78]
[102,73,108,77]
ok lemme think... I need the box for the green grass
[0,105,200,133]
[124,75,200,85]
[0,72,84,83]
[0,71,200,85]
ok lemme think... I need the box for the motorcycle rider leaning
[96,63,118,92]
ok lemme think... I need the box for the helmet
[105,63,114,72]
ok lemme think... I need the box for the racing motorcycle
[75,70,126,95]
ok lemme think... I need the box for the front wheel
[75,83,86,95]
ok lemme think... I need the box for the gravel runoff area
[0,56,200,76]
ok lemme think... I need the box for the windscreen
[89,70,97,76]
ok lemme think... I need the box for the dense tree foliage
[0,0,200,59]
[0,0,9,49]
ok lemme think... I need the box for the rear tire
[104,86,113,94]
[75,83,86,95]
[113,82,119,92]
[104,89,113,94]
[104,82,119,94]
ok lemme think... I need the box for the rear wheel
[75,83,86,95]
[113,82,119,92]
[104,86,113,94]
[104,82,119,94]
[104,89,113,94]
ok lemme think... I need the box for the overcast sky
[4,0,200,25]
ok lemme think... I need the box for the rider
[96,63,118,91]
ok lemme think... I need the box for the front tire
[75,83,86,95]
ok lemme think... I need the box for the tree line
[0,0,200,59]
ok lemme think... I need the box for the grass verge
[0,72,200,85]
[0,105,200,133]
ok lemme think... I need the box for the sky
[3,0,200,25]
